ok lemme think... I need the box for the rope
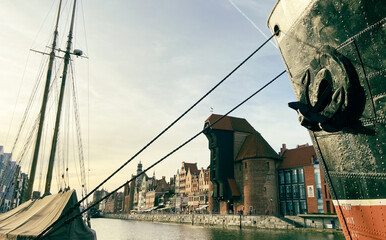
[36,69,285,239]
[36,28,279,237]
[71,31,279,212]
[70,62,88,200]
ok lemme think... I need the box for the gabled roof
[183,162,199,174]
[199,168,210,181]
[205,114,256,133]
[204,170,209,182]
[148,178,170,192]
[278,145,316,169]
[235,133,281,161]
[205,114,280,161]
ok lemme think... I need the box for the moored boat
[0,190,95,240]
[0,0,95,239]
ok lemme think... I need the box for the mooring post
[192,212,194,225]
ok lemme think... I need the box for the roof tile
[205,114,256,133]
[278,145,316,169]
[235,133,281,161]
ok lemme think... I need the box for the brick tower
[204,114,281,215]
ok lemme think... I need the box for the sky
[0,0,311,195]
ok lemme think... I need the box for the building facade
[198,168,209,193]
[93,189,109,212]
[278,144,334,216]
[105,192,123,213]
[144,176,171,209]
[204,114,281,216]
[0,148,28,212]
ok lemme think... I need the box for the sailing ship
[268,0,385,239]
[0,0,96,239]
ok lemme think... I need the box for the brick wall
[208,177,219,213]
[243,158,279,216]
[304,165,317,213]
[219,201,228,215]
[233,161,243,213]
[320,167,334,213]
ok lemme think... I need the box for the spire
[137,161,143,175]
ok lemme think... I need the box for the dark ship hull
[268,0,385,239]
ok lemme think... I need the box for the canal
[91,218,345,240]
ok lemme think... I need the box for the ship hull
[334,199,386,239]
[268,0,385,239]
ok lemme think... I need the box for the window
[326,200,331,213]
[299,184,305,199]
[266,162,270,170]
[280,202,286,216]
[298,168,304,183]
[292,185,299,199]
[292,169,298,183]
[300,201,307,214]
[245,162,247,169]
[286,202,293,215]
[293,201,300,215]
[317,188,323,199]
[245,175,248,181]
[285,171,291,184]
[314,165,322,188]
[279,185,286,199]
[266,174,271,181]
[279,171,285,184]
[324,187,328,199]
[286,185,292,199]
[264,187,267,192]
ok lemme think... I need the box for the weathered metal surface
[268,0,385,239]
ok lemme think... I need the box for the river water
[91,218,345,240]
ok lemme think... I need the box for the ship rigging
[0,0,95,239]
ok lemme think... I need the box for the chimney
[280,144,287,155]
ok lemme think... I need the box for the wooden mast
[24,0,63,202]
[44,0,77,195]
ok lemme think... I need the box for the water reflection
[91,218,344,240]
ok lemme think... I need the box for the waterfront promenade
[103,213,341,231]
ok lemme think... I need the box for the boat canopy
[0,190,96,240]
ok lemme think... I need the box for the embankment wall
[103,213,295,229]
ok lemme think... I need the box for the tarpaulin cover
[0,190,96,240]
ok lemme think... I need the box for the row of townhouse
[175,162,210,213]
[92,161,211,214]
[93,139,333,217]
